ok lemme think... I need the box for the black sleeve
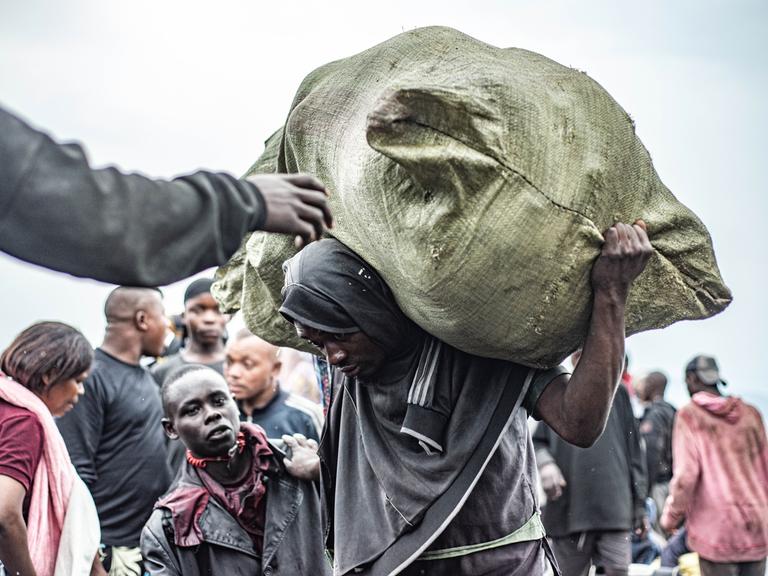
[0,105,266,286]
[523,365,570,419]
[618,388,648,514]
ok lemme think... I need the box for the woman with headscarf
[279,220,651,575]
[0,322,103,576]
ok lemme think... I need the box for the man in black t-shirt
[58,287,172,575]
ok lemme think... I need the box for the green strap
[418,511,546,561]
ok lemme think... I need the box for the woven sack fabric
[213,26,731,368]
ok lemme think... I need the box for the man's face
[163,369,241,457]
[295,322,387,380]
[225,336,281,401]
[141,295,168,358]
[184,292,226,347]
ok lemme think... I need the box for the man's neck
[204,445,252,485]
[181,340,225,365]
[101,328,142,365]
[241,386,279,416]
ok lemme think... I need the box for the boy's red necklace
[186,432,246,468]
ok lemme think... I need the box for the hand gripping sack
[214,26,731,368]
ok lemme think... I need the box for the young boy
[141,365,329,576]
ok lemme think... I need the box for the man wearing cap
[152,278,228,471]
[661,356,768,576]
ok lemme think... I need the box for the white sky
[1,0,765,413]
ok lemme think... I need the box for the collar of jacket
[159,440,304,563]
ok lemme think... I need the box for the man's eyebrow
[178,398,200,410]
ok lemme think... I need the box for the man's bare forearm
[535,221,652,447]
[565,288,626,441]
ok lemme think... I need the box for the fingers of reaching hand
[282,433,316,450]
[282,434,298,447]
[296,202,327,242]
[251,172,333,245]
[286,173,326,194]
[296,188,333,228]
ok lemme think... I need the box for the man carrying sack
[277,220,652,575]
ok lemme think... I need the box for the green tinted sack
[214,27,731,367]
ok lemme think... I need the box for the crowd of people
[1,107,767,576]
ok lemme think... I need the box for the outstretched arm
[0,106,331,285]
[535,221,652,447]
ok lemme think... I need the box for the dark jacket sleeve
[619,388,648,519]
[141,511,183,576]
[0,105,266,286]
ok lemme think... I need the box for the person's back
[640,398,676,486]
[57,287,172,573]
[661,355,768,576]
[636,371,676,535]
[666,394,768,562]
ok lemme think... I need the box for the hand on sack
[282,433,321,481]
[539,462,567,501]
[591,220,653,297]
[248,173,333,248]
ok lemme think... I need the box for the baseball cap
[685,355,727,387]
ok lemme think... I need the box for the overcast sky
[1,0,765,413]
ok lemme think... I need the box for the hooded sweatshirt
[661,392,768,562]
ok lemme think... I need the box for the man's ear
[162,417,179,440]
[272,360,282,378]
[135,310,148,332]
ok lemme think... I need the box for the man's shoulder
[648,399,676,419]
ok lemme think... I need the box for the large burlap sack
[214,26,731,368]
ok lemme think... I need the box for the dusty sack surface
[214,26,731,368]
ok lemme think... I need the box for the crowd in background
[2,275,766,576]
